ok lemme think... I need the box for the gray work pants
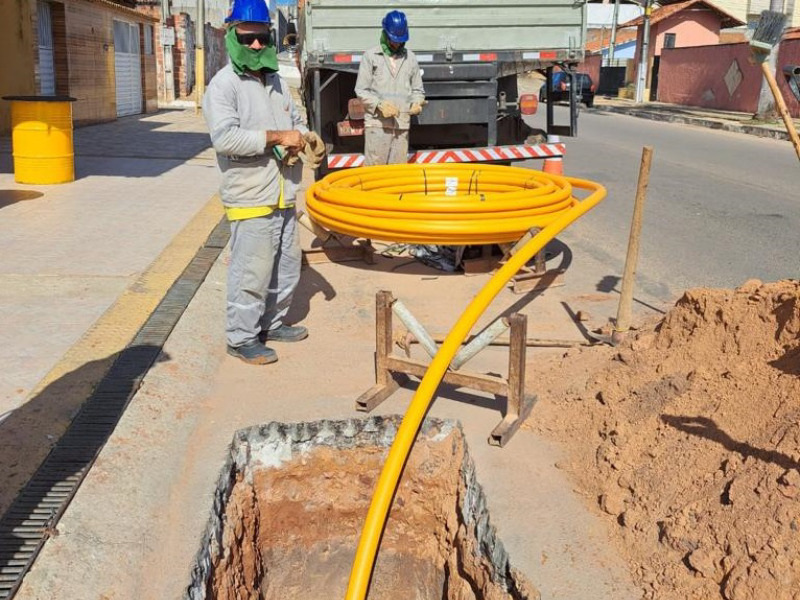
[226,208,301,348]
[364,126,409,166]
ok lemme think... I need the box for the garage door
[114,20,142,117]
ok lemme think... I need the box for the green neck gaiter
[380,31,405,57]
[225,27,279,75]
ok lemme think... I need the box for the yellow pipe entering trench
[306,163,606,600]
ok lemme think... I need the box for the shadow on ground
[0,345,169,590]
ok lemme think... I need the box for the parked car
[539,71,595,108]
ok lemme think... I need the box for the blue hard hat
[382,10,409,44]
[225,0,271,24]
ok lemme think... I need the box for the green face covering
[380,31,405,57]
[225,27,279,75]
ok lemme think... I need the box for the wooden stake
[614,146,653,339]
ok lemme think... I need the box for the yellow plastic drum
[3,96,76,184]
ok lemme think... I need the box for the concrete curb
[590,104,792,142]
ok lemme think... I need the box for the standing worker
[203,0,325,365]
[355,10,425,166]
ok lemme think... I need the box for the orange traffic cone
[542,134,563,175]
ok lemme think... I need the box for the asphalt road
[525,105,800,304]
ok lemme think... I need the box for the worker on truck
[355,10,426,166]
[203,0,324,365]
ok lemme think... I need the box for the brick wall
[575,53,602,87]
[172,13,195,98]
[61,0,118,124]
[658,41,800,117]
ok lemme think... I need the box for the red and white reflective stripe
[327,154,366,169]
[326,144,565,169]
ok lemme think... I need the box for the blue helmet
[382,10,409,44]
[225,0,271,24]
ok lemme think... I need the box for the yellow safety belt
[225,173,292,221]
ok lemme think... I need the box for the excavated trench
[186,416,538,600]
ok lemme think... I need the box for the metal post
[161,0,175,104]
[545,66,554,135]
[356,291,402,412]
[609,0,621,64]
[487,75,498,146]
[755,0,787,119]
[195,0,205,113]
[634,0,653,103]
[568,70,578,136]
[313,68,322,135]
[488,313,534,447]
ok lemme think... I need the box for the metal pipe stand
[356,290,536,447]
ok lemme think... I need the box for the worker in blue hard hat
[355,9,425,166]
[202,0,325,365]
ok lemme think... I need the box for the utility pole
[609,0,621,64]
[634,0,653,103]
[195,0,206,113]
[755,0,785,119]
[161,0,175,103]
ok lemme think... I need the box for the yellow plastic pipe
[306,163,577,244]
[307,164,607,600]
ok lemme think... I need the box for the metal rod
[319,71,339,94]
[545,66,554,134]
[405,332,592,348]
[614,146,653,340]
[450,317,509,370]
[392,300,439,359]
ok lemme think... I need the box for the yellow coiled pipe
[306,163,607,600]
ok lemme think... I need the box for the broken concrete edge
[184,415,528,599]
[590,105,792,142]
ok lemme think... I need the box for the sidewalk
[592,96,800,141]
[0,108,221,513]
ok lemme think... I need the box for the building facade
[0,0,158,134]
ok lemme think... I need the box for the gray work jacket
[355,45,425,130]
[203,64,307,212]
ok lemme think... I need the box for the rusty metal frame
[298,209,375,265]
[356,290,535,447]
[499,227,566,294]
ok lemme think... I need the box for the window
[144,24,154,55]
[37,1,55,94]
[664,33,676,49]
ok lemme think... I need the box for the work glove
[274,144,301,167]
[377,101,400,119]
[409,102,424,116]
[283,151,301,167]
[298,131,326,169]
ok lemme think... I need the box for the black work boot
[227,341,278,365]
[260,325,308,343]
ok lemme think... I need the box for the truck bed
[300,0,585,62]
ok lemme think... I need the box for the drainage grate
[0,218,230,600]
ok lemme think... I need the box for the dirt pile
[527,279,800,600]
